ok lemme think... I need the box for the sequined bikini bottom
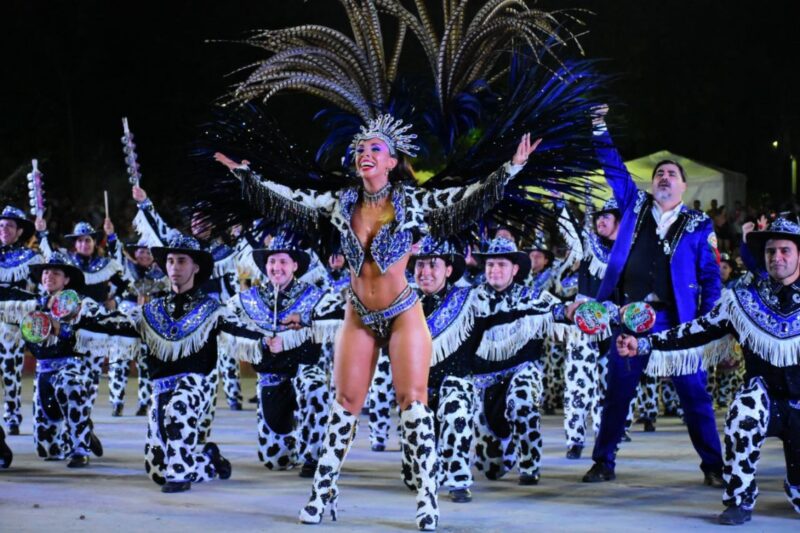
[347,285,419,339]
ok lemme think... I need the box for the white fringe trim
[645,288,800,376]
[0,299,38,324]
[312,319,342,345]
[132,209,165,247]
[431,300,475,366]
[211,249,237,278]
[81,260,123,285]
[585,252,608,278]
[476,313,563,361]
[217,330,263,364]
[276,327,312,351]
[74,329,140,363]
[299,264,330,287]
[139,308,223,362]
[0,255,41,283]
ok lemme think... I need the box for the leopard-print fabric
[144,373,221,485]
[0,323,24,429]
[33,359,94,460]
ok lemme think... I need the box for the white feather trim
[585,252,608,278]
[217,330,263,364]
[132,209,165,247]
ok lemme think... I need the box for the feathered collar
[424,284,475,366]
[583,231,611,278]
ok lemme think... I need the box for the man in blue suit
[582,107,724,486]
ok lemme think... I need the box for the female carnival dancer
[194,3,607,529]
[216,121,538,531]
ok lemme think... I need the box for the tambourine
[20,311,52,344]
[51,289,81,320]
[620,302,656,334]
[574,301,610,336]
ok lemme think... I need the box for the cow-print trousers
[144,372,221,485]
[426,376,475,491]
[564,332,605,447]
[84,350,104,409]
[0,323,24,429]
[722,377,800,514]
[660,378,684,417]
[368,349,398,448]
[473,362,543,480]
[542,337,566,413]
[32,358,93,460]
[108,343,153,410]
[634,374,659,422]
[217,349,242,408]
[256,365,331,470]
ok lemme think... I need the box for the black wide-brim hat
[408,235,467,282]
[746,217,800,269]
[124,241,151,256]
[151,234,214,287]
[0,206,35,242]
[473,238,532,282]
[252,248,311,278]
[29,253,85,291]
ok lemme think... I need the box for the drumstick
[273,282,279,337]
[104,190,110,219]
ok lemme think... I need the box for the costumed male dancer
[616,216,800,525]
[470,237,570,485]
[128,234,268,493]
[226,232,341,477]
[34,217,131,410]
[131,185,245,437]
[0,253,138,467]
[108,238,170,416]
[582,107,724,486]
[0,206,42,436]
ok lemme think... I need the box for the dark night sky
[2,1,798,235]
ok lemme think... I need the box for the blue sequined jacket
[594,131,721,323]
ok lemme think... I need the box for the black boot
[299,461,317,478]
[203,442,232,480]
[0,427,12,468]
[448,488,472,503]
[704,470,725,489]
[89,431,104,457]
[566,445,583,460]
[67,455,90,468]
[161,481,192,493]
[718,505,751,525]
[519,470,540,486]
[111,404,124,417]
[642,419,656,432]
[582,462,615,483]
[7,424,19,436]
[135,404,148,417]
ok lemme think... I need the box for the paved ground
[0,377,796,532]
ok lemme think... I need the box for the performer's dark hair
[652,159,687,182]
[390,155,416,183]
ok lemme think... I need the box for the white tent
[623,150,747,211]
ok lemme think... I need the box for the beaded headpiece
[350,114,419,158]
